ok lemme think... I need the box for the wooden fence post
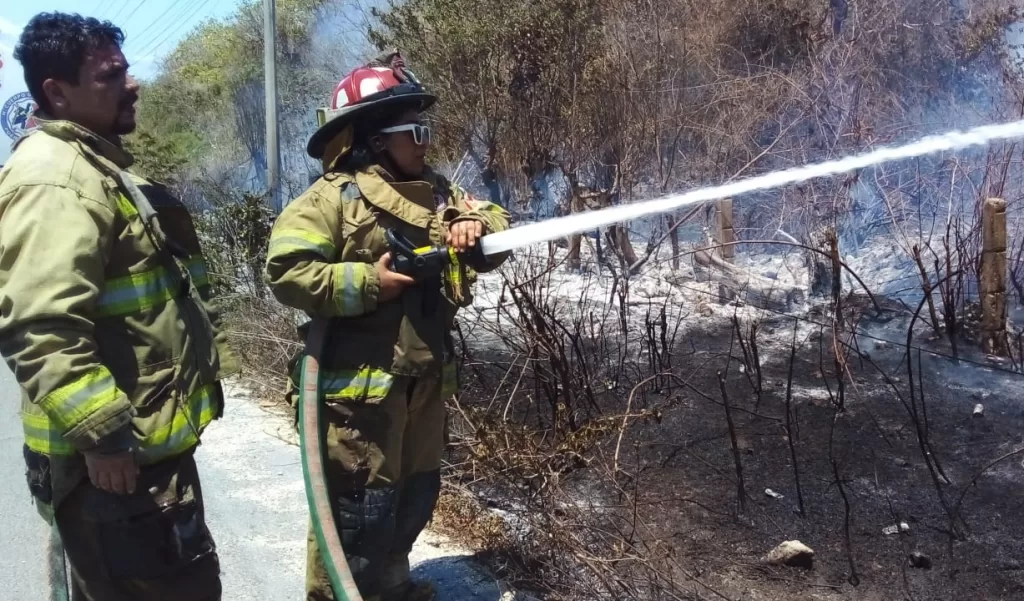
[717,199,735,303]
[980,197,1008,356]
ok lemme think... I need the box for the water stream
[480,118,1024,256]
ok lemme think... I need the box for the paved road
[0,362,52,600]
[1,367,510,600]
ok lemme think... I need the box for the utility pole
[264,0,281,210]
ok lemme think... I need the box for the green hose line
[299,318,364,601]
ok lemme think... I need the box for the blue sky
[0,0,380,164]
[1,1,242,81]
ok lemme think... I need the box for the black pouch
[86,464,216,580]
[23,445,53,505]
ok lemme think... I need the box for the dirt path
[198,382,514,600]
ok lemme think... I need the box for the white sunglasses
[379,123,432,146]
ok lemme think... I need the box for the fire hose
[299,316,363,601]
[298,229,461,601]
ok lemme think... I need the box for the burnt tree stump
[980,198,1009,356]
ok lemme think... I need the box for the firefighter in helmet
[265,54,511,601]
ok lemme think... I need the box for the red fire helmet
[307,57,436,159]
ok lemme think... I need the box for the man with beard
[0,12,238,600]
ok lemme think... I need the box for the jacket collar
[30,115,135,170]
[354,164,441,229]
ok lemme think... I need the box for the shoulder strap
[50,134,187,261]
[114,171,190,259]
[61,141,192,299]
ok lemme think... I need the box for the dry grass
[219,292,304,401]
[431,486,513,551]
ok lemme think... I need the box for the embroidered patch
[2,92,39,141]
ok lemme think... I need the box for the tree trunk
[668,214,680,270]
[481,166,503,206]
[613,225,640,267]
[467,137,505,206]
[525,149,555,218]
[806,228,835,297]
[568,235,582,271]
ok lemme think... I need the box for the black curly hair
[13,12,125,114]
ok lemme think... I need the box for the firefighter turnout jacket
[265,165,510,401]
[0,119,239,516]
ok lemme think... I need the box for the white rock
[765,488,785,500]
[883,522,911,535]
[973,404,984,417]
[766,540,814,568]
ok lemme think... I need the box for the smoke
[308,0,380,72]
[1009,21,1024,76]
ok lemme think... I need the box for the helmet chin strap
[368,132,407,180]
[381,151,417,181]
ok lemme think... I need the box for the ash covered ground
[442,231,1024,601]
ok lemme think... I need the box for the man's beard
[112,104,138,135]
[113,118,138,135]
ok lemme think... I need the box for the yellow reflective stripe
[38,367,120,430]
[97,267,178,317]
[137,385,220,464]
[447,248,462,288]
[322,368,394,401]
[22,410,75,455]
[445,248,466,304]
[269,229,337,260]
[98,255,207,317]
[183,256,211,289]
[116,193,139,219]
[23,384,221,460]
[333,262,370,316]
[472,200,506,214]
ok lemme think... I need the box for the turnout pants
[56,451,221,601]
[305,371,446,601]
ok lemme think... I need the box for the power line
[131,0,203,56]
[86,0,107,16]
[125,0,199,52]
[135,0,218,58]
[109,0,133,22]
[132,0,212,60]
[122,0,150,25]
